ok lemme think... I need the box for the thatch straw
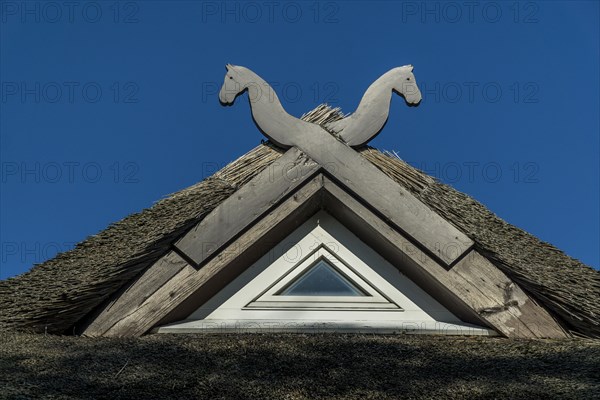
[301,104,348,129]
[0,144,283,334]
[359,147,600,338]
[1,333,598,398]
[0,105,598,338]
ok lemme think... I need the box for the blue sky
[1,0,598,278]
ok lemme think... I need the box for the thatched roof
[0,105,598,337]
[1,332,598,399]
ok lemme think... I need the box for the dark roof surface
[1,333,598,399]
[0,106,598,337]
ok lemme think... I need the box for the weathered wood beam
[300,132,473,266]
[176,140,473,269]
[321,177,567,338]
[452,252,566,338]
[80,251,189,337]
[99,175,324,337]
[174,147,319,267]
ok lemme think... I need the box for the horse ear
[409,65,414,71]
[225,64,232,70]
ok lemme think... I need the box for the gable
[80,164,567,338]
[156,212,495,335]
[2,108,597,338]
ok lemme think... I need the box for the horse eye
[229,76,233,79]
[406,77,410,81]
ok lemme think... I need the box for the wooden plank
[102,175,324,337]
[452,251,566,338]
[513,296,568,338]
[321,180,485,327]
[175,147,319,267]
[321,177,566,338]
[296,130,473,266]
[80,251,189,337]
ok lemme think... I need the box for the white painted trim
[155,319,496,336]
[248,246,401,310]
[159,211,493,335]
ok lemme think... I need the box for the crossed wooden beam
[177,65,472,268]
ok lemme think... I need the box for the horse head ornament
[219,64,421,148]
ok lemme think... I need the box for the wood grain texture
[101,176,324,337]
[307,134,473,266]
[452,251,566,338]
[175,147,319,267]
[80,250,189,337]
[321,177,566,338]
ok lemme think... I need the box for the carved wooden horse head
[219,64,273,106]
[218,64,243,105]
[218,64,422,148]
[391,65,422,106]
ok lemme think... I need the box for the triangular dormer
[156,212,495,335]
[76,135,569,337]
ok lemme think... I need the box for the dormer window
[245,245,401,311]
[278,258,366,296]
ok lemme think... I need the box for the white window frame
[184,211,468,323]
[246,245,402,311]
[157,211,497,335]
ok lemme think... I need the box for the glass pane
[278,258,366,296]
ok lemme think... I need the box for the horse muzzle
[402,83,422,105]
[406,89,422,105]
[219,88,235,105]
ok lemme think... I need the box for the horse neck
[353,69,399,118]
[238,68,291,120]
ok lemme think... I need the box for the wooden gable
[78,148,567,338]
